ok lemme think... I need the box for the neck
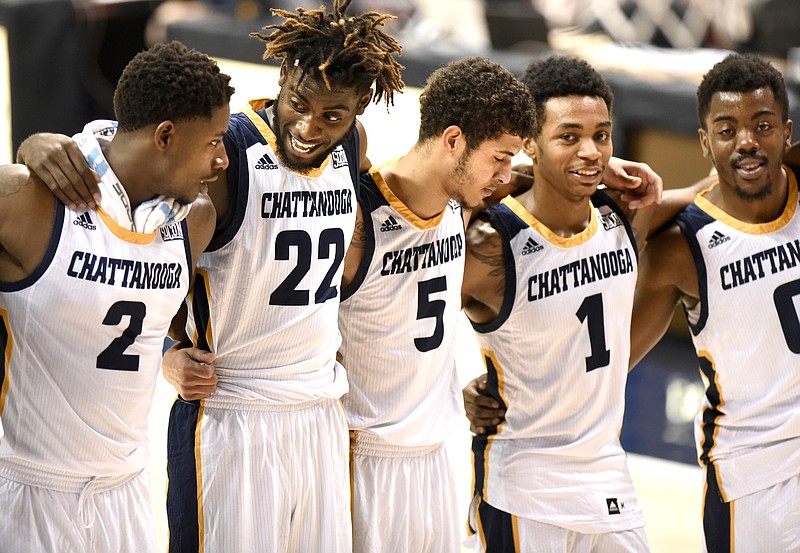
[526,178,593,238]
[383,150,452,220]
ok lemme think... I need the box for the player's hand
[16,132,100,209]
[162,344,218,401]
[603,157,663,209]
[462,375,505,435]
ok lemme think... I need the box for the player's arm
[0,165,56,282]
[16,132,100,209]
[629,224,699,368]
[601,157,664,208]
[162,194,218,400]
[342,203,367,289]
[460,216,508,434]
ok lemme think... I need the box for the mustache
[733,153,767,165]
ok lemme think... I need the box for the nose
[214,142,229,171]
[496,158,512,185]
[296,114,322,141]
[736,128,758,153]
[577,138,601,160]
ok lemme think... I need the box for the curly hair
[250,0,404,107]
[114,41,234,133]
[521,56,613,138]
[696,53,788,128]
[417,57,534,150]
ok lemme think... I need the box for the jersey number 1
[576,293,611,372]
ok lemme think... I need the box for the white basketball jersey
[471,194,644,533]
[339,169,465,446]
[185,103,358,403]
[676,166,800,502]
[0,204,190,477]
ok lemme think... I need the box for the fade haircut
[696,53,789,128]
[417,57,534,150]
[114,41,234,133]
[521,55,614,138]
[251,0,404,107]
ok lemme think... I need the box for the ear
[278,61,288,87]
[784,119,793,150]
[441,125,465,156]
[698,128,710,158]
[355,89,373,116]
[154,121,176,151]
[522,136,537,163]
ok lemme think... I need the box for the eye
[595,131,610,142]
[289,98,305,112]
[718,128,735,138]
[210,139,221,147]
[757,121,773,132]
[560,133,576,142]
[325,113,343,123]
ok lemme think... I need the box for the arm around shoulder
[630,223,698,367]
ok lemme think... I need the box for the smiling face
[272,65,372,172]
[447,133,523,209]
[528,95,612,201]
[160,104,231,204]
[699,88,792,202]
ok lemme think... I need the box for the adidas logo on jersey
[707,230,730,249]
[73,212,96,230]
[254,152,278,170]
[380,215,402,232]
[521,237,543,255]
[606,498,623,515]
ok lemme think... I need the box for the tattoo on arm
[350,217,367,249]
[469,246,506,297]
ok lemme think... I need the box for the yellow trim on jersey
[500,195,598,248]
[191,268,214,351]
[480,348,509,505]
[370,168,447,230]
[697,349,729,502]
[243,101,330,178]
[95,207,157,244]
[0,309,11,417]
[196,401,206,553]
[694,165,798,234]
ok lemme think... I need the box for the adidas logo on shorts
[521,237,543,255]
[255,152,278,170]
[73,212,96,230]
[380,215,402,232]
[707,230,730,249]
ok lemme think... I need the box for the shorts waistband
[200,396,335,412]
[349,431,442,458]
[0,458,141,494]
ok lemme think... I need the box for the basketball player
[459,55,704,553]
[0,41,232,553]
[19,2,404,551]
[630,54,800,553]
[339,56,534,553]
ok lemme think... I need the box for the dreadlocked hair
[250,0,404,106]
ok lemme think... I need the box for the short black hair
[418,57,534,149]
[696,53,788,128]
[114,41,234,133]
[521,55,613,138]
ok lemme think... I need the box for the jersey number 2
[576,293,611,372]
[97,301,146,371]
